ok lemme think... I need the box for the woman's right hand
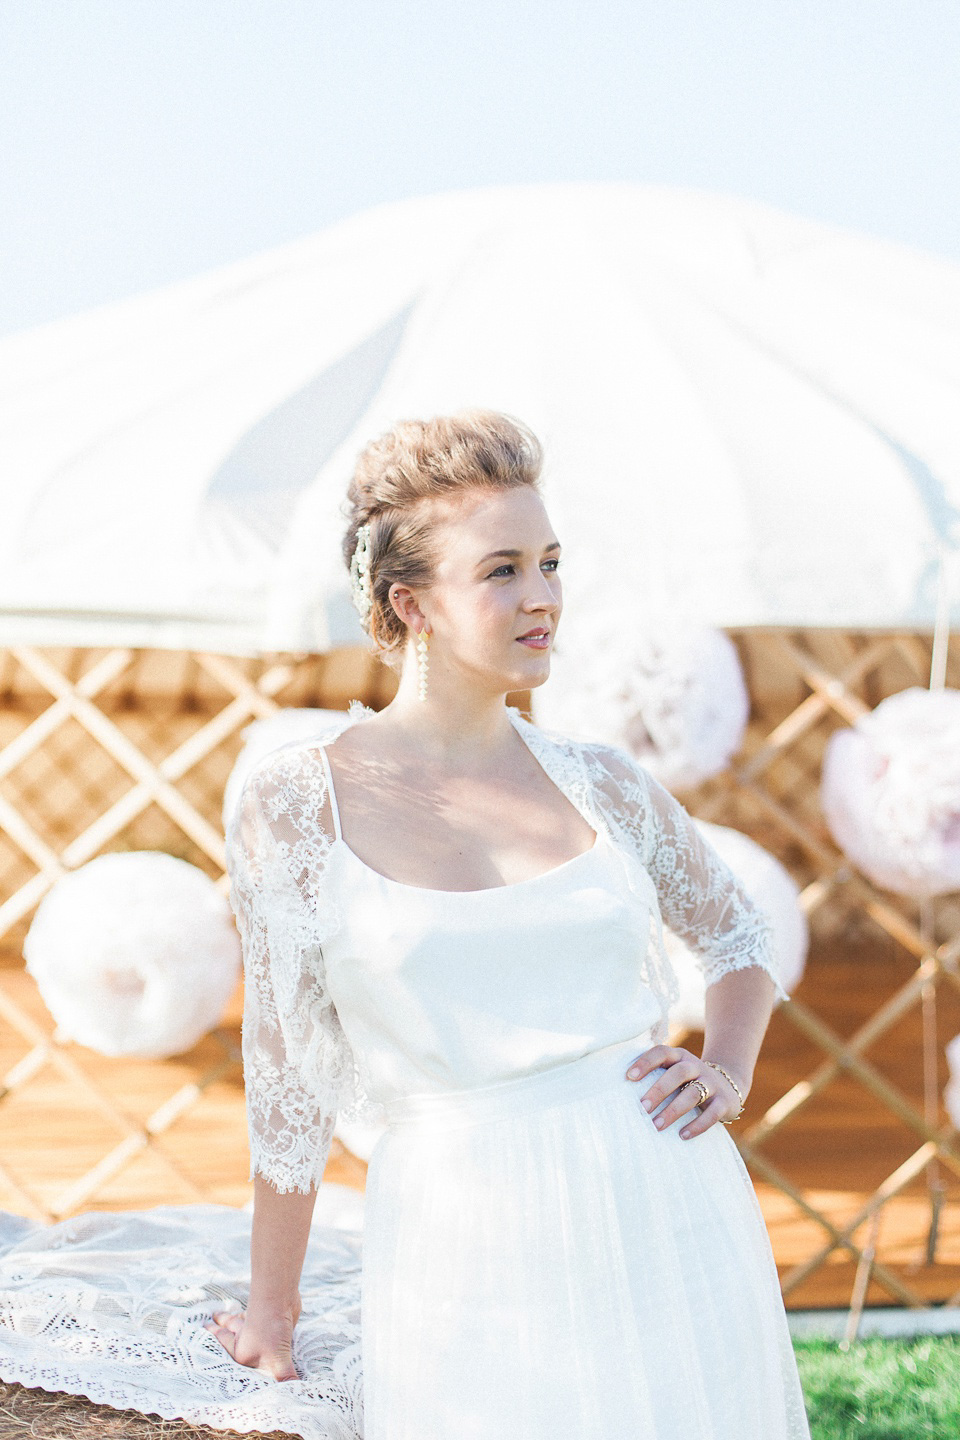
[203,1295,302,1381]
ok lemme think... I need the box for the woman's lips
[517,632,550,649]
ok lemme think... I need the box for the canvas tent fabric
[1,182,958,655]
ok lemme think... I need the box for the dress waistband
[382,1031,657,1131]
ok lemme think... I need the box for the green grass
[795,1334,960,1439]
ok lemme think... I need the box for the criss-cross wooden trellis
[679,628,960,1310]
[0,633,958,1311]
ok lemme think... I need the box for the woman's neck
[369,691,516,767]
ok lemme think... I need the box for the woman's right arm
[206,1177,317,1380]
[209,749,347,1380]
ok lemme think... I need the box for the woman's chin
[525,667,551,691]
[507,653,552,689]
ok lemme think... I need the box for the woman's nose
[527,571,560,606]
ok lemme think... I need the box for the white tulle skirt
[362,1032,811,1440]
[0,1034,810,1440]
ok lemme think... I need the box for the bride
[204,410,811,1438]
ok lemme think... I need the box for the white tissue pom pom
[23,852,241,1058]
[944,1035,960,1130]
[222,708,346,832]
[821,687,960,899]
[535,618,748,790]
[665,821,808,1033]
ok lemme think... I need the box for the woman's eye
[488,559,562,578]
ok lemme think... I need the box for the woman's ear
[388,585,426,632]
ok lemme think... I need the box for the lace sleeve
[641,768,787,1002]
[225,743,356,1195]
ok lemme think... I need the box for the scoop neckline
[333,827,604,896]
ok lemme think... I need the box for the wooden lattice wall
[0,634,958,1312]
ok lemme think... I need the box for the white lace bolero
[224,700,786,1195]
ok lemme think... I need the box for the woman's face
[411,485,563,696]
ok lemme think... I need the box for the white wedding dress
[0,705,811,1439]
[317,749,809,1439]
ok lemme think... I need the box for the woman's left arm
[624,768,786,1139]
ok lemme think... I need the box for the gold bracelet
[703,1060,745,1124]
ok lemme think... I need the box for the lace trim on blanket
[0,1205,363,1440]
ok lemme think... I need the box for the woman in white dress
[207,411,811,1438]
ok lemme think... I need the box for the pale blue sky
[1,0,958,337]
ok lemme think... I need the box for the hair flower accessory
[349,522,374,627]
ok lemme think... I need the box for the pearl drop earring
[416,629,430,701]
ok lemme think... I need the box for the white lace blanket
[0,1202,364,1439]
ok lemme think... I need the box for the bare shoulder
[320,713,403,778]
[252,707,380,793]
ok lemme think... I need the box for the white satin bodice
[316,748,661,1104]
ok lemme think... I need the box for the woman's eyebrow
[476,541,562,565]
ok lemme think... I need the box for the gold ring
[684,1078,710,1107]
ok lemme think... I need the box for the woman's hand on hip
[203,1294,302,1381]
[624,1045,746,1139]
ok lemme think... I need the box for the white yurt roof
[1,182,959,654]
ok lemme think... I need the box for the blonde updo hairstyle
[342,410,545,672]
